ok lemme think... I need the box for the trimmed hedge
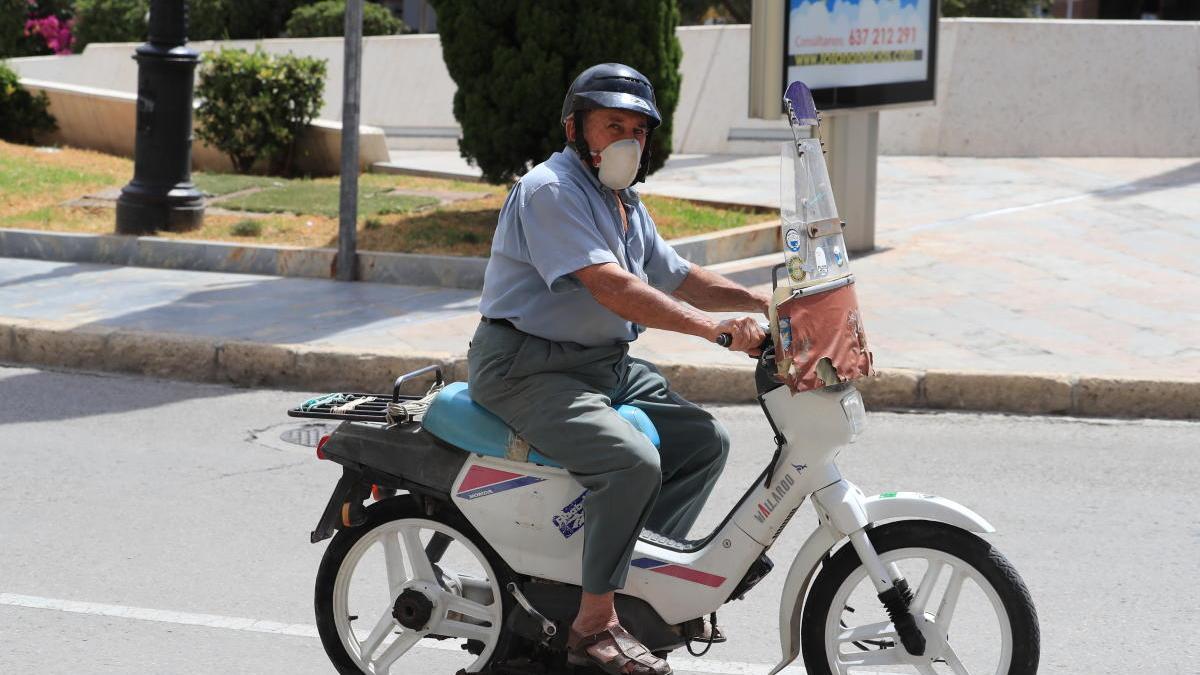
[942,0,1049,16]
[72,0,148,50]
[0,62,57,143]
[194,48,325,175]
[431,0,683,184]
[189,0,317,42]
[73,0,319,49]
[286,0,407,38]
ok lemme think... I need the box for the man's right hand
[713,317,765,354]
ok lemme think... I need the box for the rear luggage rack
[287,365,445,424]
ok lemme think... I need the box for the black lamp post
[115,0,205,234]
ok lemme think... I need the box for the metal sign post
[336,0,364,282]
[748,0,938,253]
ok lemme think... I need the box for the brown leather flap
[777,282,874,393]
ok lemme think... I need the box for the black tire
[314,496,515,675]
[800,520,1039,675]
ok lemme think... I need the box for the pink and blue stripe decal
[631,557,726,588]
[456,465,545,501]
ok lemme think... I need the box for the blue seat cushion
[422,382,660,468]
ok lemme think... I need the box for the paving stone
[0,322,13,364]
[856,369,923,409]
[107,331,218,381]
[11,320,114,371]
[924,371,1074,415]
[292,347,455,394]
[652,362,757,403]
[1073,377,1200,420]
[217,341,299,388]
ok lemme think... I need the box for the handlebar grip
[716,333,732,348]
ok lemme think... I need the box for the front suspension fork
[814,481,926,656]
[846,530,926,655]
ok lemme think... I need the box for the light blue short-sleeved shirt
[479,146,692,346]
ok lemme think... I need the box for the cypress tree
[431,0,682,184]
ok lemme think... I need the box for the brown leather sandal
[567,625,672,675]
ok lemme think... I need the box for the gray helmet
[562,63,660,185]
[561,63,662,128]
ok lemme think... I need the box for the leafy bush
[72,0,147,50]
[941,0,1049,17]
[190,0,318,42]
[231,219,264,237]
[74,0,316,48]
[195,47,325,175]
[286,0,407,37]
[431,0,683,184]
[0,62,57,143]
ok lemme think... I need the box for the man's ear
[564,114,576,142]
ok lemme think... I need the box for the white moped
[291,81,1039,675]
[294,330,1039,675]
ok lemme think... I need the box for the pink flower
[24,14,75,55]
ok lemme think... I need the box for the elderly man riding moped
[469,62,768,675]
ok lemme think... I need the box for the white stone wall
[879,19,1200,156]
[10,19,1200,157]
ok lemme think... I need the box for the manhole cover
[280,423,339,447]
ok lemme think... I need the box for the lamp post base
[115,181,206,235]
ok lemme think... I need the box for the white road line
[0,592,813,674]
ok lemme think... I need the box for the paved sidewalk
[2,155,1198,417]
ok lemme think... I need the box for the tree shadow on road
[0,366,236,425]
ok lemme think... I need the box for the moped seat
[422,382,660,468]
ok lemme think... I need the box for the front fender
[768,492,994,675]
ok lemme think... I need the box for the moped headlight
[840,389,867,441]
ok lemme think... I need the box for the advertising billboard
[785,0,937,109]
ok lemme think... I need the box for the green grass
[0,141,777,257]
[192,173,283,196]
[0,154,114,199]
[0,205,56,226]
[641,194,770,239]
[213,179,439,218]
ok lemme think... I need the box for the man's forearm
[575,264,717,340]
[673,263,770,314]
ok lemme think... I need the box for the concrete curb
[2,318,1197,420]
[0,221,781,291]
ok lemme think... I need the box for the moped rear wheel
[800,520,1039,675]
[314,497,508,674]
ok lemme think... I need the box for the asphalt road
[0,365,1196,674]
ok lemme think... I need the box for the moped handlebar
[714,322,773,351]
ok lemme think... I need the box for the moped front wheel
[314,497,509,674]
[801,520,1039,675]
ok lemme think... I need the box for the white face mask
[593,138,641,190]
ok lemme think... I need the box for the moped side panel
[451,455,586,584]
[769,492,997,675]
[452,455,767,625]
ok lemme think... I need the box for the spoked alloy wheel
[801,521,1039,675]
[315,498,506,674]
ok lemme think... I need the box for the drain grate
[280,423,339,447]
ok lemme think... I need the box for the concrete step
[705,252,782,289]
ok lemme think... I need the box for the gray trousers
[467,321,729,594]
